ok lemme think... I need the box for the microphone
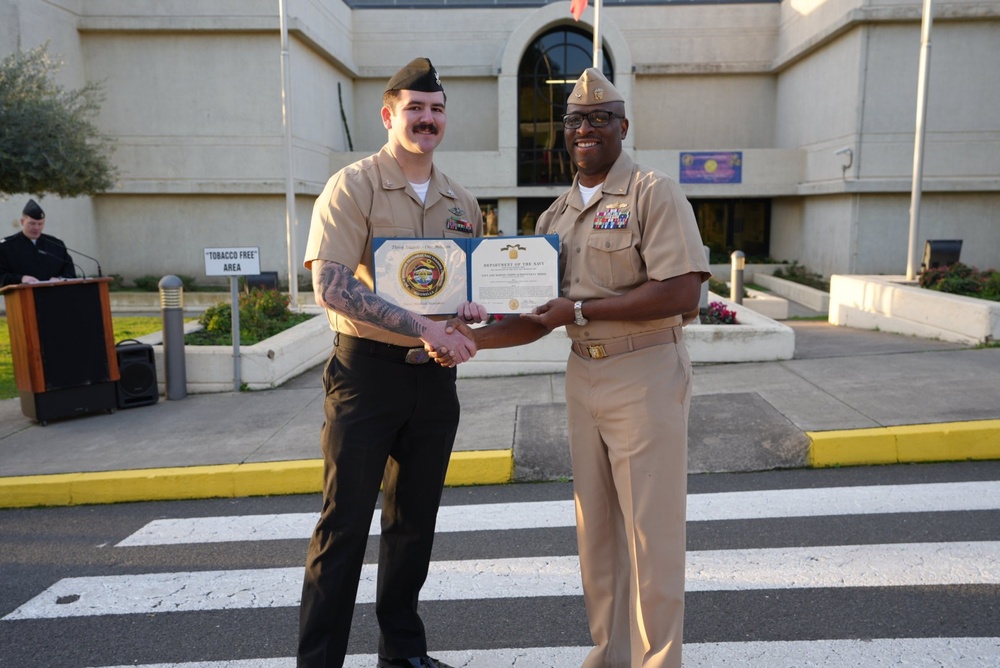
[37,247,87,280]
[62,244,103,278]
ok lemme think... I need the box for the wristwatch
[573,300,589,326]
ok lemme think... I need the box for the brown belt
[571,327,682,360]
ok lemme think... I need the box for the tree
[0,43,117,198]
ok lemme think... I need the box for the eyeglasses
[562,110,625,129]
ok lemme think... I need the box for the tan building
[2,0,998,287]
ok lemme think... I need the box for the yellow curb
[0,449,514,509]
[446,449,514,487]
[809,419,1000,468]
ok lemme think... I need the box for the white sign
[204,247,261,276]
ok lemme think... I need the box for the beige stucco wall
[771,191,1000,277]
[92,194,312,286]
[635,74,777,150]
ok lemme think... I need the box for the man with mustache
[0,199,76,286]
[435,68,709,667]
[298,58,483,668]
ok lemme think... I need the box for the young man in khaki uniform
[299,58,482,668]
[436,69,709,667]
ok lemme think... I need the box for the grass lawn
[0,316,166,401]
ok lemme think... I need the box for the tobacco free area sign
[204,247,261,276]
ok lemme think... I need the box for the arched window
[518,28,613,186]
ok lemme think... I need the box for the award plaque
[373,235,559,315]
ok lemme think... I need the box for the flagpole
[906,0,933,281]
[592,0,602,69]
[279,0,299,308]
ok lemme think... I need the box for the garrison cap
[384,57,444,94]
[568,68,624,106]
[22,199,45,220]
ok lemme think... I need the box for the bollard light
[159,275,187,400]
[730,250,746,305]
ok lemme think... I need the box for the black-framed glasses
[562,110,625,129]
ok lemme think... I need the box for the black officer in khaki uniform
[438,69,709,668]
[0,199,76,286]
[299,58,482,668]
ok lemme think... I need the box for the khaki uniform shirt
[304,145,483,347]
[536,152,709,341]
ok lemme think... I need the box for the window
[691,199,772,262]
[518,28,612,186]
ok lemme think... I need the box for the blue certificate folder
[372,234,560,315]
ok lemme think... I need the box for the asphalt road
[1,461,999,667]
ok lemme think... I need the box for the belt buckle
[404,348,429,365]
[586,344,607,359]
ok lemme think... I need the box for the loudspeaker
[115,341,159,409]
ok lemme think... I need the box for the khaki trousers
[565,340,691,668]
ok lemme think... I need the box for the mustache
[412,122,439,134]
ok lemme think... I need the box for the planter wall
[136,315,333,394]
[754,274,830,314]
[829,275,1000,345]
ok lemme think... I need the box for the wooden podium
[1,278,120,423]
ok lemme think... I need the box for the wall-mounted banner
[680,151,742,184]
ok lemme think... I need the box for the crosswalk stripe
[88,637,1000,667]
[9,541,999,620]
[115,480,1000,546]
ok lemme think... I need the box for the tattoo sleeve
[314,261,427,338]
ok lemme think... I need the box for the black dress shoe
[376,655,453,668]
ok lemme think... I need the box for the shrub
[191,288,312,345]
[708,277,728,295]
[772,262,829,292]
[132,274,199,292]
[708,276,747,299]
[132,274,161,291]
[920,262,999,302]
[177,274,198,291]
[982,272,1000,301]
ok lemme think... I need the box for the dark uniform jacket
[0,233,76,287]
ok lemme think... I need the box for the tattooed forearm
[314,261,427,338]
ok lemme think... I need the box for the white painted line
[688,480,1000,521]
[116,481,1000,547]
[10,541,1000,620]
[685,541,1000,591]
[684,637,1000,667]
[88,637,1000,667]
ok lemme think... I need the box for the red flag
[570,0,588,21]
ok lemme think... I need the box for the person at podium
[0,199,76,286]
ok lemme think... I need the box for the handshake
[420,297,575,368]
[420,301,488,368]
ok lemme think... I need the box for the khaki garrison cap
[384,57,444,94]
[568,68,624,106]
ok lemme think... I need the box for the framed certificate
[373,235,559,315]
